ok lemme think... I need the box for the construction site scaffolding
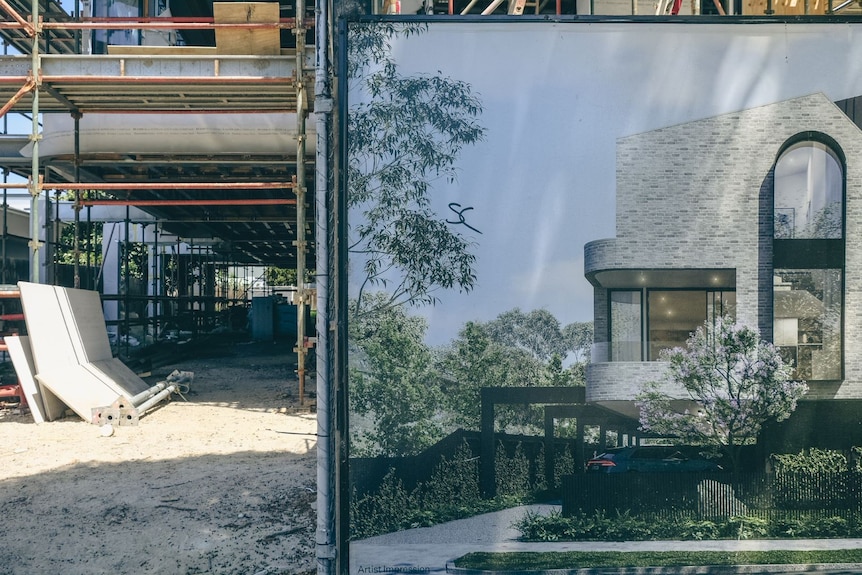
[0,0,314,404]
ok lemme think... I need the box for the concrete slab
[18,281,82,372]
[55,285,113,363]
[5,335,67,422]
[34,366,123,424]
[5,334,45,422]
[17,281,150,423]
[84,359,149,397]
[55,286,149,396]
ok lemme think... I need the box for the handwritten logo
[446,203,482,235]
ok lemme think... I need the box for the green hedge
[516,509,862,541]
[350,440,540,540]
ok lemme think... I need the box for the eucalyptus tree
[347,22,485,317]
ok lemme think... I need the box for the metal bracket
[92,396,140,426]
[316,544,337,560]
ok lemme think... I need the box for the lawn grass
[454,549,862,570]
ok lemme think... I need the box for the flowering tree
[636,317,808,470]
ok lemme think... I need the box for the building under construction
[0,0,318,403]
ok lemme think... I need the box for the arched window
[774,141,842,239]
[773,136,844,381]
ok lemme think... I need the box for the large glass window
[648,290,736,360]
[607,286,735,362]
[774,141,842,239]
[610,291,642,361]
[773,137,844,381]
[774,269,842,380]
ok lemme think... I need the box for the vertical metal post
[189,237,196,336]
[53,189,59,283]
[43,180,51,283]
[2,42,6,284]
[152,225,159,341]
[544,410,555,490]
[2,170,7,284]
[123,205,130,355]
[28,0,42,283]
[86,193,92,289]
[141,222,148,338]
[294,0,308,407]
[73,114,81,288]
[480,388,496,497]
[314,0,334,566]
[334,17,350,575]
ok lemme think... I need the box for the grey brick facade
[585,93,862,407]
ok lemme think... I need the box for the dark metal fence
[562,471,862,520]
[350,431,584,498]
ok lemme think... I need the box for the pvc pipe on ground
[130,381,169,406]
[134,384,177,414]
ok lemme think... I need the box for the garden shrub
[597,510,656,541]
[771,448,848,473]
[517,510,662,542]
[721,515,770,539]
[515,511,862,542]
[495,442,533,498]
[516,509,577,542]
[769,517,804,538]
[350,469,418,540]
[420,440,480,515]
[797,515,849,538]
[351,439,542,539]
[554,446,576,488]
[677,519,720,540]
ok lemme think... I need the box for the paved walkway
[349,505,862,575]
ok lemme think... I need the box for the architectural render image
[585,92,862,451]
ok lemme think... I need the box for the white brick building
[584,93,862,450]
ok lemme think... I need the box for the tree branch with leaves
[347,22,485,318]
[636,317,808,470]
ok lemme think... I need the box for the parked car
[585,446,724,473]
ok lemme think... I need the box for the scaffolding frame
[0,0,314,403]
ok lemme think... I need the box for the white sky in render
[348,21,862,349]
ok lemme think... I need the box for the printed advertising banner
[343,19,862,574]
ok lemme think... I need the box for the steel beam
[80,198,297,206]
[40,181,295,190]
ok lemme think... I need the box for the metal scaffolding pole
[314,0,335,569]
[294,0,309,407]
[73,113,81,288]
[28,0,41,283]
[2,170,7,284]
[152,225,159,342]
[79,198,296,207]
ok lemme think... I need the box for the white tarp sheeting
[21,113,316,157]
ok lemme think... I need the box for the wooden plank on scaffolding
[107,45,219,55]
[213,2,280,55]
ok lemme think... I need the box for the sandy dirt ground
[0,339,318,575]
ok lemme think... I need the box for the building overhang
[588,268,736,289]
